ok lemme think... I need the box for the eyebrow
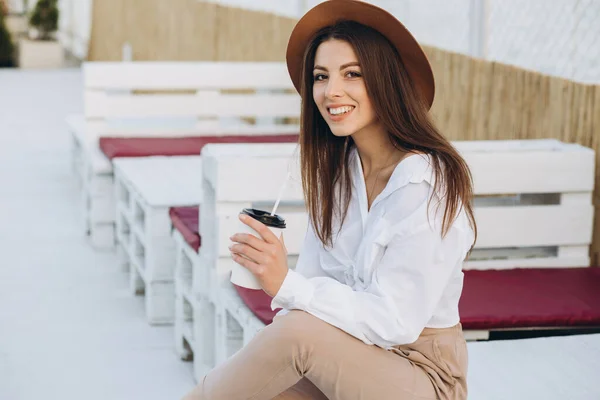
[313,62,361,71]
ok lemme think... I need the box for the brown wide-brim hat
[286,0,435,109]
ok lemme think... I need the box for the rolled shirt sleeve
[271,215,471,348]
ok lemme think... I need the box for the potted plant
[0,3,15,67]
[18,0,62,68]
[29,0,58,40]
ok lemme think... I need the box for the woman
[184,1,477,399]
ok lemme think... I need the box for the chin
[328,125,355,137]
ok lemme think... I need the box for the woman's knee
[267,310,336,350]
[257,312,308,351]
[271,311,323,337]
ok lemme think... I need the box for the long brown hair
[299,20,477,253]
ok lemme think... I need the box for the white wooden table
[113,156,203,324]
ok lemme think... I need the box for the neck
[352,125,405,176]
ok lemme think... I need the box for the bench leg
[129,263,145,295]
[70,132,82,179]
[215,306,244,365]
[84,172,116,249]
[89,223,116,249]
[174,292,194,361]
[145,281,175,325]
[194,297,217,381]
[116,242,130,273]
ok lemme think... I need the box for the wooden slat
[454,139,565,152]
[84,91,218,118]
[475,205,594,248]
[464,256,590,270]
[461,143,595,194]
[202,143,303,203]
[83,61,295,90]
[74,119,299,142]
[560,192,593,205]
[558,245,591,260]
[214,93,301,117]
[84,91,300,119]
[202,141,595,202]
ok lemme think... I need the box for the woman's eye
[314,74,327,81]
[346,71,362,78]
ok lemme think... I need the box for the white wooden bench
[204,144,307,369]
[172,139,597,381]
[170,143,304,378]
[67,61,300,249]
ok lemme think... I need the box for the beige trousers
[183,310,467,400]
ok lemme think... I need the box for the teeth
[329,106,354,115]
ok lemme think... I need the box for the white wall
[6,0,26,13]
[57,0,92,60]
[202,0,305,18]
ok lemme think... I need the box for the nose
[325,75,344,99]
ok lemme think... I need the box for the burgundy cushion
[237,267,600,329]
[234,286,281,325]
[99,134,299,160]
[460,267,600,330]
[169,206,201,252]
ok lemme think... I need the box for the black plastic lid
[241,208,286,229]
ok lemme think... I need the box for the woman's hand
[229,213,289,297]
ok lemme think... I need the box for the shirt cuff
[270,269,315,311]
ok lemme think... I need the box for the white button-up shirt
[271,149,475,348]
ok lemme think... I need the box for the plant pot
[18,38,63,69]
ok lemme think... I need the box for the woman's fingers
[239,214,279,244]
[230,232,269,252]
[229,243,265,265]
[231,252,261,275]
[229,214,288,296]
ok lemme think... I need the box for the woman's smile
[327,105,356,122]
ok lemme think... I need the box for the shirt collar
[352,148,435,208]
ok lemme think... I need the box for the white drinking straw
[271,172,292,216]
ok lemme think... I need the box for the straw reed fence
[89,0,600,265]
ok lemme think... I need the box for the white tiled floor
[0,69,194,400]
[468,333,600,400]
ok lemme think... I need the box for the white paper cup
[230,209,286,290]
